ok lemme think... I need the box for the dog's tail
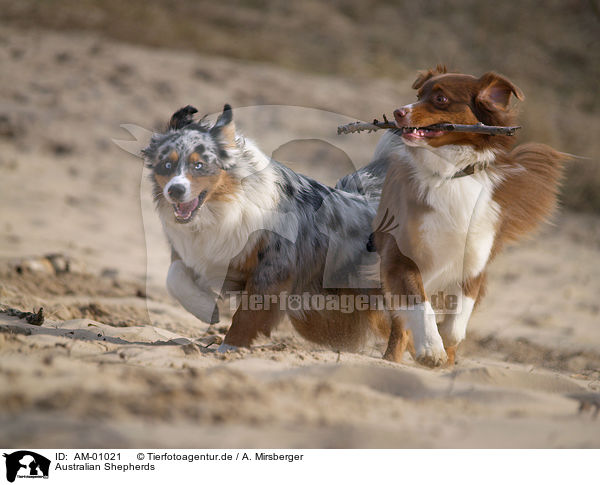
[491,142,568,256]
[335,158,390,201]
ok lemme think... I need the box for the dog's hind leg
[367,307,410,361]
[382,321,411,363]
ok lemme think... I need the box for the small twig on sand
[2,306,45,326]
[196,335,223,348]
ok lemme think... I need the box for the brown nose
[393,108,408,123]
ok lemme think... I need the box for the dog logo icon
[3,451,50,482]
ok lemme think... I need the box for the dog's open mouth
[173,191,207,223]
[399,125,445,140]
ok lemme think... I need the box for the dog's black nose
[168,183,186,200]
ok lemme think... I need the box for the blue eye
[155,159,176,175]
[194,162,203,170]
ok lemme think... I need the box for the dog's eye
[193,162,203,171]
[434,94,448,105]
[155,161,174,174]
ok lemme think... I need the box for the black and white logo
[3,451,50,483]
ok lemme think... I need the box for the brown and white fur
[372,66,566,367]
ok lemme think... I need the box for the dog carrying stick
[337,117,521,136]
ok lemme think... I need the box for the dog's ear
[412,64,447,90]
[476,72,524,111]
[168,105,198,130]
[211,104,236,148]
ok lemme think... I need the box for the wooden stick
[337,119,521,136]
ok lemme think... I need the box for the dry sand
[1,26,599,448]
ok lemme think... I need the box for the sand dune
[0,26,599,448]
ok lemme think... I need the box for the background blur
[1,0,600,448]
[2,0,599,210]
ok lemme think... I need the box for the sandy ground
[1,26,599,448]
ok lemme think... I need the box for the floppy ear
[476,72,524,110]
[412,64,447,90]
[168,105,198,130]
[211,104,236,148]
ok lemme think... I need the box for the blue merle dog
[143,104,390,352]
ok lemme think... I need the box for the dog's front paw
[216,343,239,353]
[414,342,447,367]
[404,302,447,368]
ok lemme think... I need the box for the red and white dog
[372,66,566,367]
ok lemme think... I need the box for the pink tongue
[174,198,199,219]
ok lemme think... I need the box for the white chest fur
[403,142,501,293]
[159,184,280,289]
[418,173,500,292]
[161,204,248,287]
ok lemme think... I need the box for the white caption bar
[1,449,598,485]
